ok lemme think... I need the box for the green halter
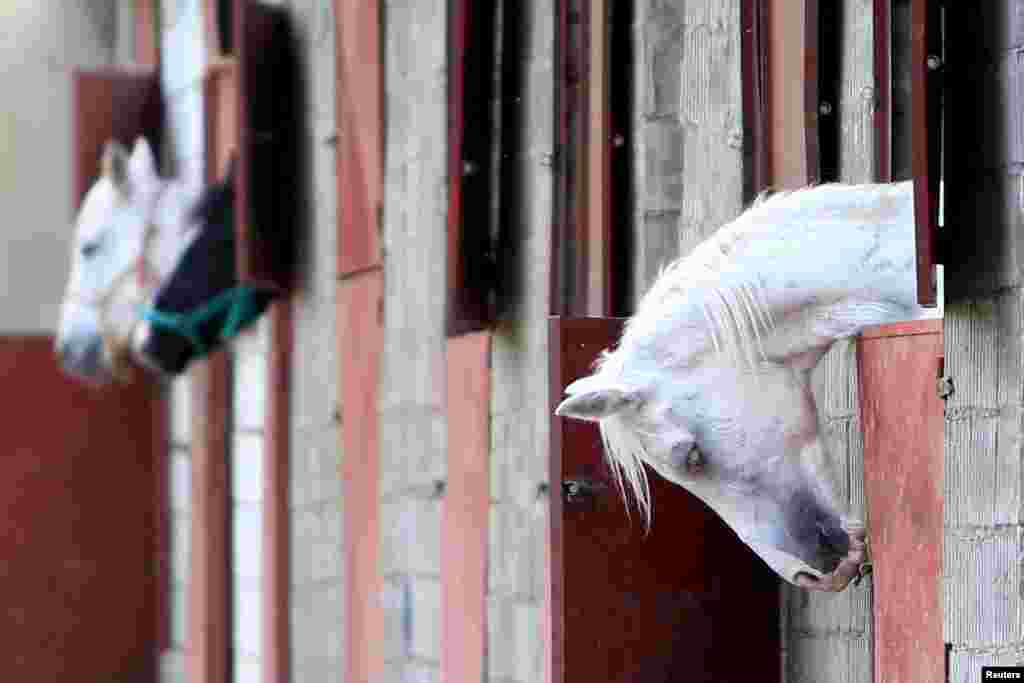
[139,284,265,357]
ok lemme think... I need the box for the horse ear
[100,140,130,190]
[555,379,640,422]
[127,137,159,188]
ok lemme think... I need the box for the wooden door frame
[335,2,385,683]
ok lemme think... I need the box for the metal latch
[561,478,608,504]
[937,376,954,400]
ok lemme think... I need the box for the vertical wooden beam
[442,332,491,683]
[766,0,819,188]
[136,0,160,66]
[188,351,232,683]
[339,273,384,683]
[585,0,610,316]
[189,34,239,681]
[742,0,770,198]
[858,320,943,683]
[264,301,292,683]
[874,0,893,182]
[336,0,383,275]
[336,1,384,681]
[910,0,941,306]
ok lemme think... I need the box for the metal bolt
[726,130,743,150]
[927,54,943,71]
[819,101,833,116]
[612,133,625,148]
[937,375,954,400]
[462,160,478,176]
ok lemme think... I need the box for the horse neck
[616,183,928,376]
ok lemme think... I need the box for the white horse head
[557,182,933,591]
[56,137,202,383]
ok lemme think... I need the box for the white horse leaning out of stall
[556,181,940,592]
[56,137,202,383]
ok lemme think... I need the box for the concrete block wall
[285,1,345,681]
[942,3,1024,679]
[487,2,554,682]
[378,2,448,681]
[164,376,193,683]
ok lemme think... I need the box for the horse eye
[684,445,705,475]
[80,241,100,259]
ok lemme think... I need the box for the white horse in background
[56,138,203,382]
[557,182,937,591]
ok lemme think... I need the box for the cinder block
[946,412,1021,528]
[232,501,263,582]
[488,503,540,601]
[487,596,517,681]
[233,432,264,504]
[945,526,1022,646]
[171,584,188,649]
[379,577,410,664]
[171,510,191,585]
[291,582,345,664]
[410,576,442,662]
[170,449,191,513]
[290,424,342,508]
[159,649,187,683]
[232,655,261,683]
[513,601,544,683]
[170,377,191,446]
[641,119,685,211]
[234,586,263,656]
[291,293,339,431]
[380,496,441,577]
[786,631,871,683]
[291,500,343,586]
[948,645,1024,683]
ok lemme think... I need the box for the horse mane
[588,183,907,526]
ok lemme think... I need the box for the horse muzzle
[56,335,114,384]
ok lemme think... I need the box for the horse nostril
[817,521,851,558]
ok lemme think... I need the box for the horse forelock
[598,412,653,526]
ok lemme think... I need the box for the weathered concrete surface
[378,2,448,681]
[942,2,1024,680]
[487,2,554,682]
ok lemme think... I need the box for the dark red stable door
[548,317,780,683]
[0,337,164,681]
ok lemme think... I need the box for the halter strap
[139,285,264,356]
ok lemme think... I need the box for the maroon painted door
[858,320,944,683]
[0,336,163,681]
[549,317,780,683]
